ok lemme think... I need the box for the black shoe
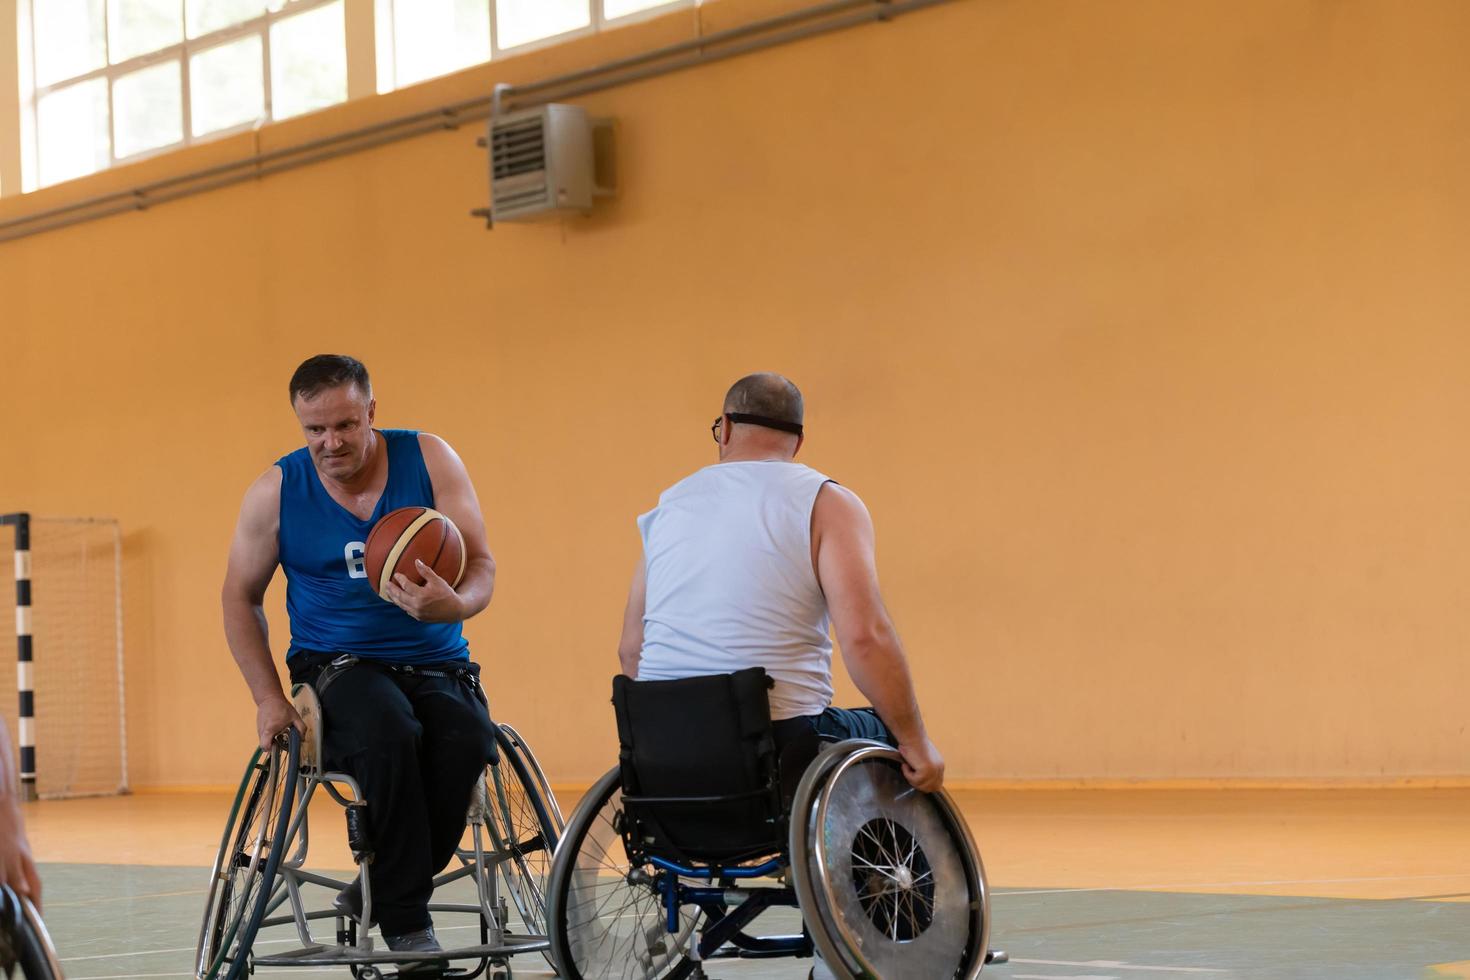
[384,926,448,976]
[331,879,377,927]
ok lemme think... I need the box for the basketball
[363,506,466,599]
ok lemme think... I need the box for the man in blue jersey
[222,354,498,968]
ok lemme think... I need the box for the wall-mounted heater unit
[479,103,614,225]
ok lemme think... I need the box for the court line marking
[47,888,204,908]
[68,976,343,979]
[60,921,487,962]
[61,948,195,963]
[1012,959,1228,975]
[999,872,1470,895]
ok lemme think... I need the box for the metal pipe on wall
[0,0,956,245]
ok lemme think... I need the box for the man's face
[293,383,376,482]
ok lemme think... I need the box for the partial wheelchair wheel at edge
[546,767,706,980]
[0,885,62,980]
[195,728,301,980]
[790,740,991,980]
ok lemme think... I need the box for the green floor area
[35,864,1470,980]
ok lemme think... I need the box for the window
[11,0,696,193]
[495,0,590,52]
[270,2,348,121]
[20,0,349,189]
[376,0,491,91]
[113,59,184,159]
[375,1,695,92]
[189,34,266,137]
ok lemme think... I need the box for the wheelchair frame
[195,685,563,980]
[546,737,1005,980]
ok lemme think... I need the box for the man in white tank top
[618,372,945,794]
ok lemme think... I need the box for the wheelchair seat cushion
[612,668,786,865]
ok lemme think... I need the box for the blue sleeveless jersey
[277,429,468,664]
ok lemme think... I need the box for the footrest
[251,936,549,967]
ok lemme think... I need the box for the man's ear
[792,433,804,457]
[367,398,377,425]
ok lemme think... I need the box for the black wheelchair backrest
[612,668,787,866]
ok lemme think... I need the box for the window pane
[495,0,587,50]
[391,0,489,89]
[109,0,184,63]
[33,0,106,86]
[186,0,268,39]
[113,60,183,157]
[190,34,264,136]
[603,0,676,19]
[270,1,346,120]
[36,78,109,186]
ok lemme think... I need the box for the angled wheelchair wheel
[485,723,561,937]
[195,728,301,980]
[791,740,991,979]
[546,767,705,980]
[0,886,62,980]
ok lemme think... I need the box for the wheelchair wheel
[0,886,62,980]
[546,767,705,980]
[790,740,991,979]
[485,724,561,937]
[195,729,301,980]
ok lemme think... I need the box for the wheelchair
[545,669,1006,979]
[0,885,62,980]
[195,682,564,980]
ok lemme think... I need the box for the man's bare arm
[618,558,647,678]
[813,483,945,792]
[221,467,302,751]
[388,433,496,623]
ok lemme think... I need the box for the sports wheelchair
[545,669,1005,979]
[0,885,62,980]
[195,682,563,980]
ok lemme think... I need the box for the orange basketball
[363,506,466,599]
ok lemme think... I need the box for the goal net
[0,516,127,798]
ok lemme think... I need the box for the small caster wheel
[358,967,384,980]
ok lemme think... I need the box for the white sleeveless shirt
[636,460,835,720]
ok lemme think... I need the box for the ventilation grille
[493,184,550,212]
[492,116,547,180]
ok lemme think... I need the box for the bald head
[722,373,803,425]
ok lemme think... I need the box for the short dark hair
[289,354,371,403]
[722,372,803,425]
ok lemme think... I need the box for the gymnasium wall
[2,0,1468,788]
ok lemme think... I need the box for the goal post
[0,513,128,799]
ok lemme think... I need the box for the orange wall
[2,0,1469,788]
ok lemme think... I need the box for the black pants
[289,652,498,936]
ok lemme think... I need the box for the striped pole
[1,513,35,801]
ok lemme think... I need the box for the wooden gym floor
[24,784,1470,979]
